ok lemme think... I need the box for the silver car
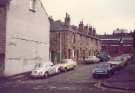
[83,56,100,64]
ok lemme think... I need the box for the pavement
[0,72,30,83]
[102,57,135,91]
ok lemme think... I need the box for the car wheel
[107,73,111,78]
[64,67,68,72]
[44,72,49,78]
[57,68,61,74]
[71,65,75,70]
[111,71,114,75]
[93,74,98,78]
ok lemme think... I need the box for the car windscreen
[96,64,109,68]
[34,64,44,69]
[61,59,72,63]
[111,58,121,61]
[61,60,68,63]
[88,56,95,58]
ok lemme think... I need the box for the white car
[107,57,125,70]
[83,56,100,64]
[121,54,131,61]
[31,62,60,78]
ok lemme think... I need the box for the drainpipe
[59,32,62,63]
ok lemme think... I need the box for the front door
[0,54,5,76]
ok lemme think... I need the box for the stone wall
[50,30,101,63]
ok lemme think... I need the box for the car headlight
[39,72,43,75]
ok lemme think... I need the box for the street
[0,1,135,93]
[0,64,134,93]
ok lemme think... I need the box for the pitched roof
[49,18,71,31]
[97,33,132,40]
[0,0,8,6]
[49,18,100,40]
[98,33,133,45]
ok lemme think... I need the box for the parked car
[59,59,77,72]
[83,56,100,64]
[107,57,126,71]
[92,63,114,78]
[96,51,110,62]
[120,54,131,62]
[31,62,60,78]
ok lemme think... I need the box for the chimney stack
[64,13,71,27]
[78,21,84,31]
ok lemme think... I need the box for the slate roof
[97,33,132,39]
[49,19,73,31]
[98,33,133,45]
[0,0,8,6]
[51,21,68,31]
[49,17,100,40]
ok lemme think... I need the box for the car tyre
[107,72,111,78]
[57,68,61,74]
[93,74,98,78]
[44,72,49,78]
[111,71,114,75]
[72,65,76,70]
[64,67,68,72]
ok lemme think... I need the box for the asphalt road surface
[0,64,133,93]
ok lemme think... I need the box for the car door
[48,63,56,75]
[67,62,71,69]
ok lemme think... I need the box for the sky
[42,0,135,35]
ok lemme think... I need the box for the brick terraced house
[49,13,101,63]
[97,28,133,57]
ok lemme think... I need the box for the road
[0,64,133,93]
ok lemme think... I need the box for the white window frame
[29,0,36,12]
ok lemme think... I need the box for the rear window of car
[34,62,53,68]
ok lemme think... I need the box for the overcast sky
[43,0,135,34]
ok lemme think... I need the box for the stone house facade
[0,0,50,76]
[49,14,101,63]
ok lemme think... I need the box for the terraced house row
[49,13,101,63]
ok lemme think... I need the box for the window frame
[29,0,36,12]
